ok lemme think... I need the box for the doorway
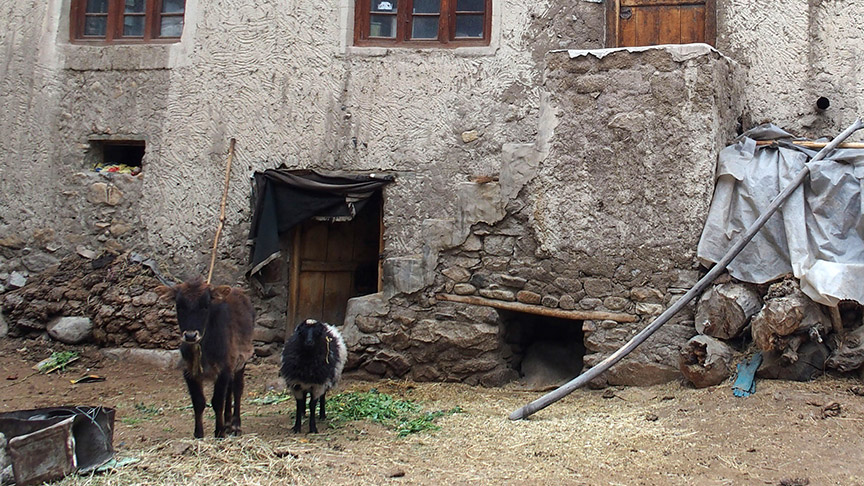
[288,191,382,329]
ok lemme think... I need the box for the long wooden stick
[206,138,236,285]
[509,118,864,421]
[436,293,637,323]
[756,140,864,149]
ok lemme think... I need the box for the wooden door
[288,195,382,330]
[606,0,715,48]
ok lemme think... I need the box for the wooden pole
[436,293,638,323]
[509,118,864,421]
[755,140,864,149]
[206,138,236,285]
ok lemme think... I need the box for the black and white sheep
[280,318,347,433]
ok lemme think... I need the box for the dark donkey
[158,278,255,438]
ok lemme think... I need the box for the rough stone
[541,295,559,308]
[7,271,26,289]
[101,347,181,369]
[88,182,123,205]
[0,235,25,250]
[47,316,93,344]
[516,290,542,305]
[383,257,425,295]
[253,325,283,343]
[442,266,472,283]
[500,274,527,289]
[636,303,665,316]
[483,236,516,257]
[453,283,477,295]
[461,130,480,143]
[559,294,576,310]
[463,234,482,251]
[478,288,515,301]
[580,297,602,310]
[603,296,629,311]
[0,313,7,338]
[631,287,664,303]
[583,278,613,297]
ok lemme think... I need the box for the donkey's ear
[155,284,177,301]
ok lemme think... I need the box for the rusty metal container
[0,406,115,485]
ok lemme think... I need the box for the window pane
[124,15,145,36]
[413,0,439,14]
[162,0,185,13]
[369,14,397,37]
[85,0,109,13]
[160,17,184,37]
[456,0,484,12]
[455,14,483,37]
[84,16,107,36]
[372,0,396,12]
[125,0,146,13]
[411,16,438,39]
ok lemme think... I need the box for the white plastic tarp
[697,124,864,306]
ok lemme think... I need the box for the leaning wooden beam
[436,294,637,323]
[509,118,864,421]
[755,140,864,149]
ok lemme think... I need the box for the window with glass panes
[71,0,185,42]
[354,0,491,47]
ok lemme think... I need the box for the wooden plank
[323,272,354,325]
[622,0,704,6]
[327,220,355,262]
[755,140,864,149]
[300,222,328,260]
[300,261,359,272]
[287,228,302,330]
[679,5,705,43]
[618,6,638,47]
[704,0,716,46]
[606,0,620,47]
[657,6,681,44]
[436,294,638,323]
[297,271,326,323]
[633,6,661,46]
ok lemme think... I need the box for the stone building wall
[2,0,864,384]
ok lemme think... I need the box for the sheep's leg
[308,395,319,433]
[231,368,245,435]
[293,393,305,433]
[212,370,231,438]
[184,372,206,439]
[319,392,326,420]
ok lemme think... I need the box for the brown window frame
[354,0,492,48]
[70,0,186,44]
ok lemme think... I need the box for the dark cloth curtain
[247,168,394,276]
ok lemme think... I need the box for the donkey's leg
[231,368,245,435]
[184,372,206,439]
[212,369,231,438]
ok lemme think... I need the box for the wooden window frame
[354,0,492,48]
[605,0,716,48]
[70,0,185,44]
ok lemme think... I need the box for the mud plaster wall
[717,0,864,138]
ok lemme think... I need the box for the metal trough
[0,406,115,485]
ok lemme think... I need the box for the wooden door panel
[297,271,326,323]
[323,272,354,325]
[611,0,713,47]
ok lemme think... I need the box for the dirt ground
[2,337,864,486]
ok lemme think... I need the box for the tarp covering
[247,168,394,277]
[697,124,864,306]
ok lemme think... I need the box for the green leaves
[330,389,463,437]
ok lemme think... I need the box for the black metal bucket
[0,406,115,485]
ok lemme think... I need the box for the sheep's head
[296,319,327,349]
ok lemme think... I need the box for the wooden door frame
[605,0,716,48]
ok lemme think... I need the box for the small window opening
[91,140,144,175]
[499,310,585,389]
